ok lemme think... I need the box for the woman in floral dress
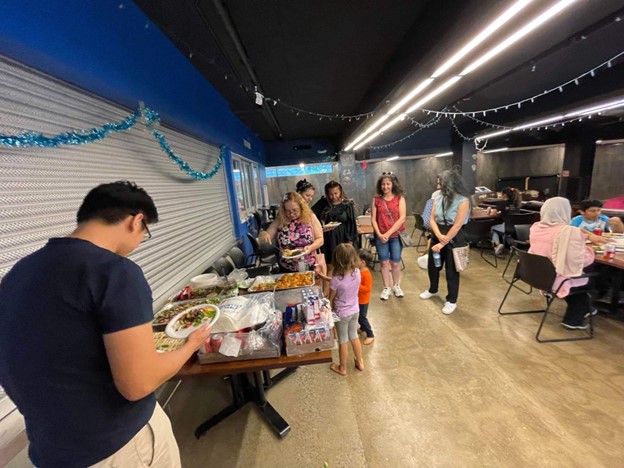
[259,192,324,272]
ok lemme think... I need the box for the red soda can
[593,228,603,236]
[604,243,616,259]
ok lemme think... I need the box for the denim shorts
[375,236,402,263]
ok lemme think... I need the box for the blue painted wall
[0,0,265,249]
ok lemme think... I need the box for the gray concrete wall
[476,145,565,191]
[590,144,624,200]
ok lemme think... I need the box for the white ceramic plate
[324,222,342,228]
[165,305,220,339]
[281,249,307,259]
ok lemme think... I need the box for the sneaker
[494,243,504,256]
[419,290,437,300]
[442,302,457,315]
[584,309,598,318]
[393,285,404,298]
[562,322,589,330]
[380,288,391,300]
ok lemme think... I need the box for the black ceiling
[136,0,624,152]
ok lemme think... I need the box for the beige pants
[90,403,181,468]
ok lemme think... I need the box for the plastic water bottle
[299,260,307,273]
[433,251,442,268]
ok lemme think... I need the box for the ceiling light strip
[476,97,624,141]
[431,0,535,78]
[460,0,579,75]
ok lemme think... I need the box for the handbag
[381,198,412,247]
[440,197,470,272]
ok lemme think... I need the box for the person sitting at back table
[491,187,522,256]
[571,199,611,235]
[259,192,324,272]
[529,197,606,330]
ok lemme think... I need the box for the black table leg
[194,368,295,439]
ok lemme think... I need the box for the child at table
[319,243,364,376]
[571,199,611,235]
[358,249,375,345]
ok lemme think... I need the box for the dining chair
[498,250,594,343]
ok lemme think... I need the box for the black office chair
[246,233,279,269]
[225,246,271,278]
[502,224,532,293]
[498,250,594,343]
[411,213,427,252]
[463,219,501,268]
[211,256,235,277]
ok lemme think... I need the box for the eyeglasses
[131,213,152,239]
[382,172,394,175]
[141,219,152,239]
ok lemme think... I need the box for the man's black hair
[579,199,603,212]
[77,181,158,225]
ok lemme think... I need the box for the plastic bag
[227,269,249,288]
[417,254,428,269]
[211,293,274,333]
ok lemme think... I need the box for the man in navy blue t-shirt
[0,181,211,467]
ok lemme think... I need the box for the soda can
[604,243,617,260]
[593,228,603,236]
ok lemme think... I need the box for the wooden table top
[593,250,624,270]
[175,350,333,379]
[470,209,501,220]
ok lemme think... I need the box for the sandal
[354,358,365,371]
[363,337,375,345]
[330,363,347,376]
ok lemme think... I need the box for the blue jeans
[358,303,374,338]
[375,236,402,263]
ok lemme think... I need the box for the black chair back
[227,246,246,268]
[514,224,531,243]
[463,218,500,244]
[212,256,234,277]
[515,250,556,291]
[414,214,424,231]
[502,211,540,236]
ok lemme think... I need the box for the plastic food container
[190,273,218,288]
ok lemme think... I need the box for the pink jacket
[528,223,594,297]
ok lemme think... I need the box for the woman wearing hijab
[528,197,607,329]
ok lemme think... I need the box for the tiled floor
[8,245,624,467]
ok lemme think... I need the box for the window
[265,163,335,178]
[232,154,262,218]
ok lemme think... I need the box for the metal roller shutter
[0,56,235,306]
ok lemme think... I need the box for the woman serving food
[259,192,324,272]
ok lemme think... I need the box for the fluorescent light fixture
[475,129,511,141]
[386,155,400,161]
[475,96,624,141]
[353,115,404,150]
[461,0,578,76]
[595,140,604,144]
[435,151,453,157]
[406,76,463,113]
[431,0,534,78]
[567,98,624,117]
[515,115,564,130]
[386,79,434,115]
[482,147,509,153]
[344,115,390,151]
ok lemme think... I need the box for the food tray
[153,297,221,331]
[153,332,185,352]
[166,283,238,303]
[247,272,315,293]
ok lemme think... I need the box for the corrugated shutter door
[0,56,235,305]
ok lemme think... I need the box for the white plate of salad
[165,304,220,339]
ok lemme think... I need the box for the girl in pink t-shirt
[319,243,364,376]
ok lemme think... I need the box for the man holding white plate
[0,181,211,467]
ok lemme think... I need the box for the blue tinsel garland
[0,106,225,181]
